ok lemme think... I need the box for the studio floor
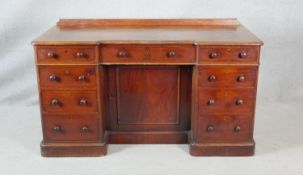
[1,102,302,175]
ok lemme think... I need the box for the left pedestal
[35,45,107,157]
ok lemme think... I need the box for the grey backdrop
[0,0,303,106]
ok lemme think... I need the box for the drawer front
[41,90,97,113]
[101,45,196,64]
[199,47,259,64]
[199,66,257,88]
[36,46,96,64]
[198,88,255,114]
[197,114,253,142]
[43,114,99,141]
[38,66,97,89]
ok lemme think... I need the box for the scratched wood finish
[33,19,263,157]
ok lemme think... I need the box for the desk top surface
[32,19,263,46]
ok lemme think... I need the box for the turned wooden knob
[207,125,214,132]
[76,52,84,58]
[167,51,176,57]
[53,125,62,133]
[237,75,245,82]
[236,99,244,105]
[234,125,241,132]
[209,52,218,58]
[81,126,89,132]
[51,99,59,105]
[208,75,216,82]
[47,52,56,58]
[78,75,85,81]
[239,51,247,58]
[117,50,128,57]
[207,99,215,105]
[79,99,87,105]
[49,75,57,81]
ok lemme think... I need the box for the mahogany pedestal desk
[32,19,263,157]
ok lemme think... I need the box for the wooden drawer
[101,44,196,64]
[36,46,96,64]
[38,66,97,89]
[43,113,99,142]
[198,88,255,114]
[197,114,253,142]
[198,66,258,88]
[199,46,259,64]
[41,90,97,113]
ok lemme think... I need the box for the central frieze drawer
[100,44,196,64]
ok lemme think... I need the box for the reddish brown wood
[198,46,260,64]
[105,65,191,131]
[41,90,97,113]
[101,44,196,64]
[196,114,253,142]
[33,19,263,157]
[189,142,255,156]
[108,131,188,144]
[198,88,256,114]
[43,113,99,142]
[117,66,180,125]
[32,19,263,46]
[96,65,107,143]
[198,66,258,88]
[41,142,107,157]
[36,46,97,64]
[38,66,97,89]
[57,18,240,29]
